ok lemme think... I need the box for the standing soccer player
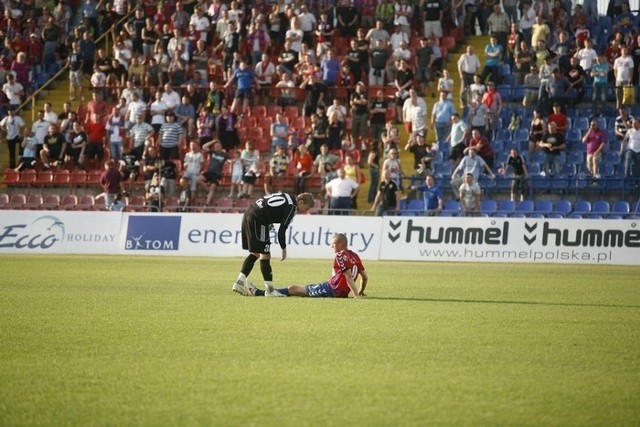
[245,233,367,299]
[232,192,315,296]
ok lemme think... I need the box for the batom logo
[125,216,181,250]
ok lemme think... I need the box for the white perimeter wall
[0,211,638,265]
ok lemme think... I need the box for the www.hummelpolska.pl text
[419,248,613,263]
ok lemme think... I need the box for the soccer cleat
[232,280,249,296]
[265,289,286,297]
[245,279,257,296]
[265,282,275,293]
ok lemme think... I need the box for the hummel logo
[388,220,401,242]
[524,222,537,245]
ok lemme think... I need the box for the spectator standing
[457,45,482,108]
[3,70,23,111]
[158,112,184,160]
[431,91,456,147]
[507,148,529,202]
[613,46,635,109]
[538,121,566,176]
[459,173,481,216]
[85,113,107,164]
[100,159,125,210]
[487,5,511,58]
[326,167,359,215]
[371,169,401,216]
[582,119,607,179]
[350,82,369,143]
[591,55,610,116]
[621,118,640,178]
[448,113,468,165]
[199,139,230,207]
[0,108,25,169]
[265,144,289,195]
[412,174,443,216]
[451,146,495,198]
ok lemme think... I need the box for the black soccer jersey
[248,192,297,249]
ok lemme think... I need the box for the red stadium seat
[42,194,61,210]
[8,193,27,209]
[0,193,9,209]
[24,194,44,210]
[60,194,78,210]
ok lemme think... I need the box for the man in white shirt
[126,92,147,126]
[325,167,359,215]
[182,141,205,191]
[297,5,317,47]
[574,39,597,76]
[402,89,428,141]
[161,83,181,111]
[285,18,304,53]
[457,45,481,108]
[0,108,26,168]
[189,6,210,43]
[613,46,635,109]
[621,118,640,178]
[2,74,23,110]
[365,19,390,48]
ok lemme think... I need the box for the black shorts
[241,207,271,254]
[202,171,221,185]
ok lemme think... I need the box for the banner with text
[0,211,120,254]
[118,213,382,259]
[2,211,639,265]
[379,216,640,265]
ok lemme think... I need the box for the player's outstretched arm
[345,271,362,299]
[358,270,369,297]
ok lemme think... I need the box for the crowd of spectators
[1,0,639,215]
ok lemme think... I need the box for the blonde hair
[296,192,314,209]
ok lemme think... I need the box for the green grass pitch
[1,255,639,426]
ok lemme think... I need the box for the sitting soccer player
[245,233,367,298]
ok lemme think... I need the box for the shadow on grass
[366,296,640,309]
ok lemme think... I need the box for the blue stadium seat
[591,200,610,217]
[434,163,452,179]
[535,200,553,216]
[498,200,516,214]
[513,128,529,144]
[442,200,460,216]
[497,85,512,102]
[612,201,630,216]
[496,129,511,142]
[566,150,584,166]
[517,200,535,213]
[511,86,525,102]
[573,117,589,131]
[566,128,582,146]
[594,117,606,130]
[604,151,621,165]
[531,175,550,192]
[554,200,573,216]
[600,163,616,177]
[550,174,570,191]
[573,200,592,215]
[481,199,497,214]
[403,199,426,216]
[527,162,541,176]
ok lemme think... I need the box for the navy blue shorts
[305,282,337,298]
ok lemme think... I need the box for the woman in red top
[293,144,314,195]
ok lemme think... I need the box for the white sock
[237,273,246,283]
